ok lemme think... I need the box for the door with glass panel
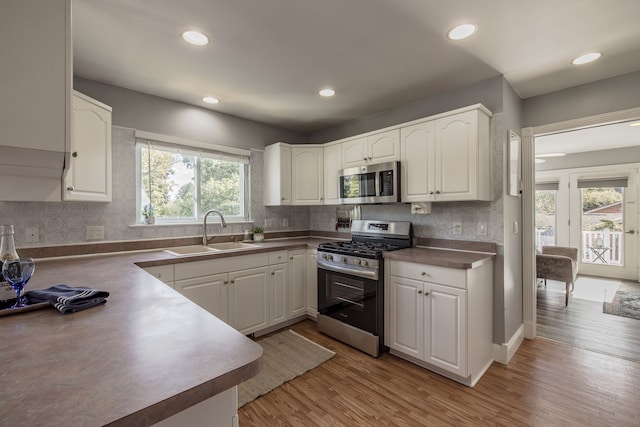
[569,171,638,280]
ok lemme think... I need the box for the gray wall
[74,77,308,149]
[523,70,640,128]
[310,76,504,143]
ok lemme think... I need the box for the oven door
[317,266,379,335]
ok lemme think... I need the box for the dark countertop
[0,237,333,426]
[384,246,495,269]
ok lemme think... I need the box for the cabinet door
[288,249,307,318]
[174,273,229,323]
[228,267,269,335]
[306,250,318,317]
[424,283,467,376]
[263,143,291,205]
[400,121,436,202]
[64,92,112,202]
[291,146,323,205]
[341,137,368,168]
[269,263,288,325]
[388,275,423,359]
[434,111,478,201]
[368,129,400,163]
[323,143,342,204]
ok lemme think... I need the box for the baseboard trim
[492,324,525,364]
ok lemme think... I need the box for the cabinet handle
[429,191,434,195]
[224,280,229,284]
[424,292,430,296]
[417,289,423,294]
[435,191,441,194]
[66,186,74,191]
[421,272,426,276]
[230,280,235,284]
[271,272,275,276]
[363,157,367,161]
[72,151,78,158]
[290,257,293,260]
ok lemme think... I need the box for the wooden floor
[537,276,640,362]
[239,320,640,426]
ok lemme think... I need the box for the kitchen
[2,0,640,425]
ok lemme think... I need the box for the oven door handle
[317,259,378,280]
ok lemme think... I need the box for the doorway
[522,107,640,340]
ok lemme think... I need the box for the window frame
[134,132,251,225]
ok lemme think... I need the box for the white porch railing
[581,230,623,265]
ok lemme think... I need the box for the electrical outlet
[282,217,289,227]
[477,222,487,236]
[26,227,39,243]
[86,226,105,240]
[452,222,463,235]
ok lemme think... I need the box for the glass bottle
[0,224,19,262]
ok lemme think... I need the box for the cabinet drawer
[269,250,288,265]
[144,265,174,286]
[389,260,466,289]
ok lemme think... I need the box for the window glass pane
[535,189,556,249]
[581,186,623,265]
[200,157,243,217]
[141,146,196,221]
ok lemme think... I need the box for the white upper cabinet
[341,129,400,168]
[0,0,71,201]
[264,143,323,206]
[64,91,112,202]
[263,143,292,205]
[400,107,491,202]
[291,146,324,205]
[323,143,342,205]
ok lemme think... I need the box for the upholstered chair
[536,246,579,306]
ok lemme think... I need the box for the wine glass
[2,257,35,308]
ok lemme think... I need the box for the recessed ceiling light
[181,30,210,46]
[571,52,602,65]
[535,159,546,164]
[319,88,336,97]
[447,24,476,41]
[536,153,566,158]
[202,96,219,104]
[629,121,640,127]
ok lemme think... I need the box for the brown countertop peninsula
[0,237,335,426]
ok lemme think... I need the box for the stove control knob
[355,259,362,266]
[362,260,369,267]
[341,256,348,263]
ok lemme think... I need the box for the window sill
[129,220,253,228]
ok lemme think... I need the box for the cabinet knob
[72,151,78,158]
[290,257,294,260]
[155,273,161,278]
[224,280,229,284]
[66,186,74,191]
[429,191,434,195]
[271,272,275,276]
[281,197,285,201]
[421,272,426,276]
[424,292,430,296]
[230,280,235,284]
[417,289,423,294]
[435,191,441,194]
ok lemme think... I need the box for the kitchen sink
[163,245,218,256]
[207,242,259,251]
[164,242,259,256]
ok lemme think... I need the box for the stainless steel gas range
[316,220,412,357]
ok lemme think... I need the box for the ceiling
[536,120,640,156]
[73,0,640,134]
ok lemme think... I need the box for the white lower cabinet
[169,249,314,336]
[386,259,493,386]
[288,249,307,318]
[228,267,270,335]
[143,265,175,288]
[269,262,288,326]
[306,249,318,317]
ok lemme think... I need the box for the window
[535,182,558,249]
[135,136,250,224]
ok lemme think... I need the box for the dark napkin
[25,285,109,314]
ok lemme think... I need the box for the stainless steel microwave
[339,161,400,204]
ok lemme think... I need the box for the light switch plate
[477,222,487,236]
[26,227,39,243]
[452,222,463,235]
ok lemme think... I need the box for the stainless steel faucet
[202,209,227,246]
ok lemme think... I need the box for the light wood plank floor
[537,276,640,362]
[239,320,640,426]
